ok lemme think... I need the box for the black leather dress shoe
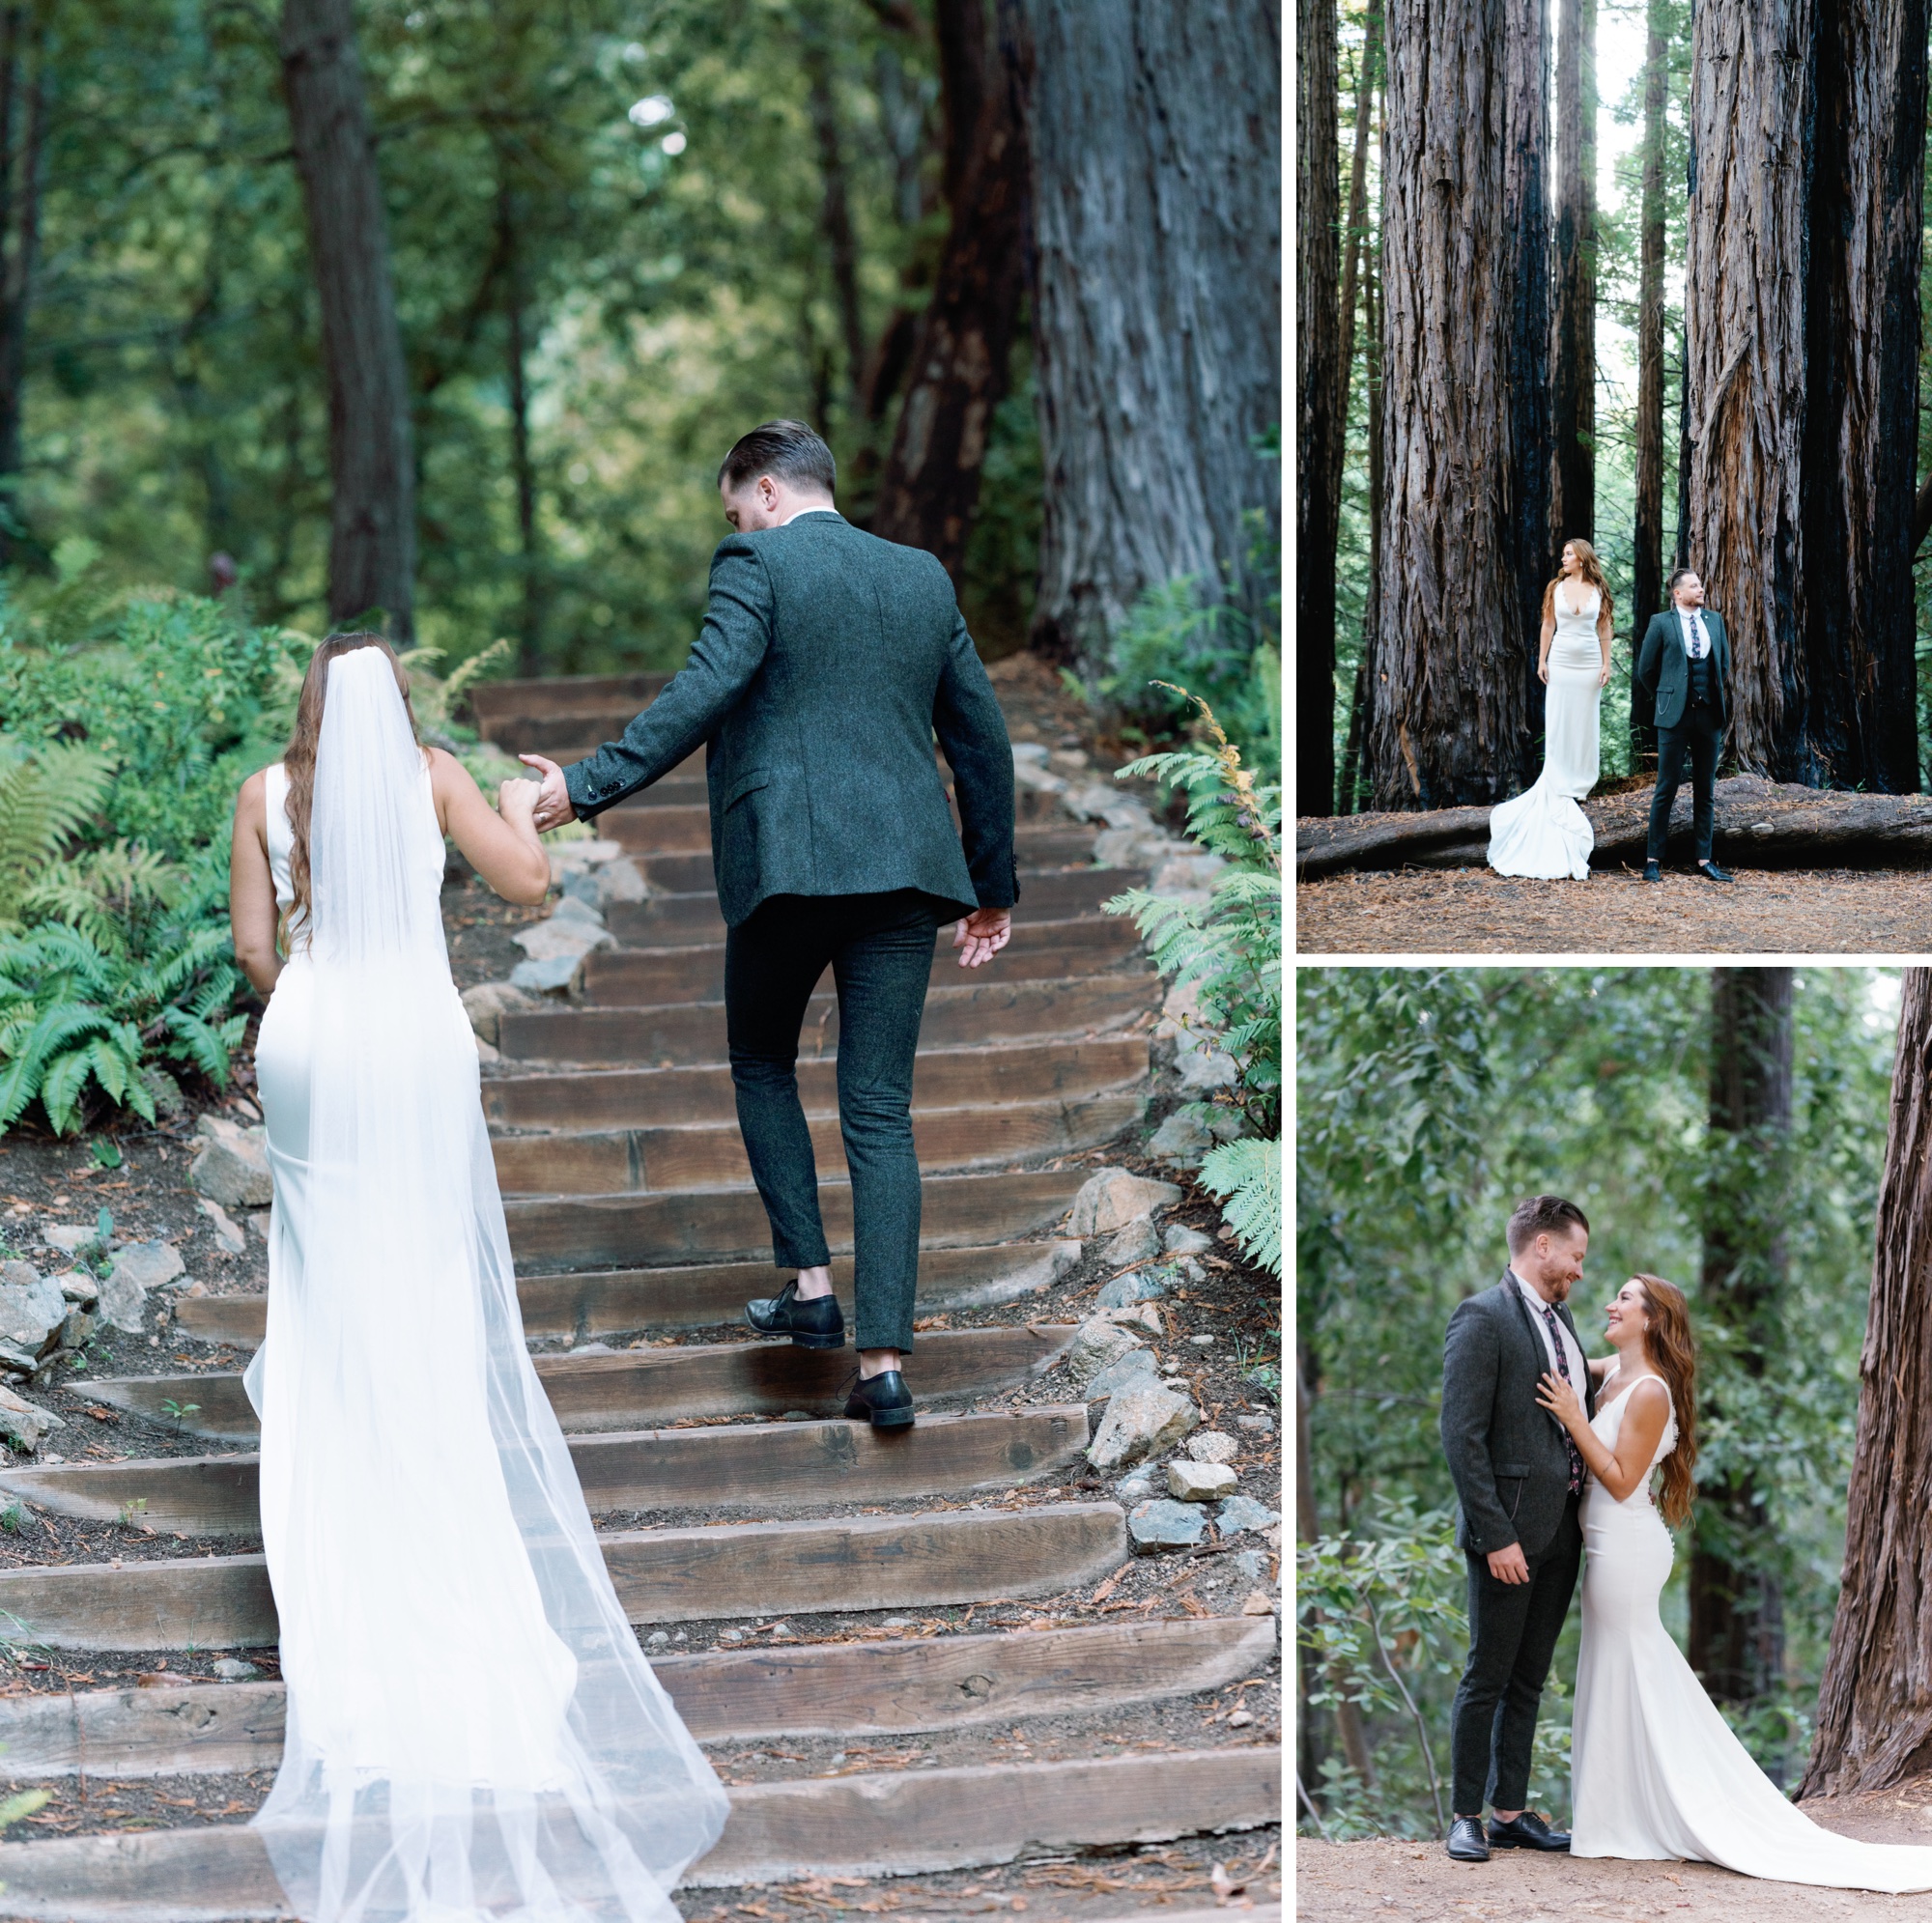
[1698,860,1734,883]
[1488,1810,1571,1852]
[844,1369,916,1428]
[1445,1816,1490,1861]
[1641,860,1662,883]
[745,1280,845,1349]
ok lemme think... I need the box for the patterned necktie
[1687,613,1706,660]
[1537,1299,1585,1494]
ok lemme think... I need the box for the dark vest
[1684,617,1713,709]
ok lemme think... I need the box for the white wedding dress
[1488,583,1602,880]
[1572,1380,1932,1890]
[245,648,728,1921]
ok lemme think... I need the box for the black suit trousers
[1648,702,1721,863]
[1449,1500,1582,1816]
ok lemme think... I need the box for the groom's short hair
[1666,566,1698,594]
[719,420,837,496]
[1506,1194,1589,1252]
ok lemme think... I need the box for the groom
[1439,1194,1597,1863]
[523,419,1018,1428]
[1635,567,1734,884]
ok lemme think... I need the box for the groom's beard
[1540,1274,1576,1304]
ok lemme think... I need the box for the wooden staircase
[0,673,1280,1916]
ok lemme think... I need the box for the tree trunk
[1549,0,1595,548]
[1804,968,1932,1796]
[280,0,416,639]
[0,5,45,557]
[1020,0,1281,678]
[497,177,541,679]
[1683,0,1925,790]
[1338,238,1383,816]
[1628,0,1667,770]
[801,19,869,407]
[1688,969,1792,1718]
[1370,0,1545,808]
[870,0,1030,582]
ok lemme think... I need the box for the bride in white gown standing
[228,636,728,1922]
[1537,1272,1932,1893]
[1489,539,1614,881]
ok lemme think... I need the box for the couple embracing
[1443,1194,1932,1890]
[1486,550,1735,887]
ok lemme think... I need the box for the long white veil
[244,646,727,1920]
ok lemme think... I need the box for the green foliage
[1200,1137,1281,1277]
[0,738,113,925]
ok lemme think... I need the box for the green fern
[0,737,115,926]
[1199,1136,1281,1277]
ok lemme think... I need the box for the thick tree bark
[1549,0,1596,548]
[1296,0,1343,818]
[1683,0,1925,790]
[1020,0,1281,677]
[1689,969,1792,1714]
[1370,0,1546,808]
[280,0,415,639]
[1805,968,1932,1796]
[870,0,1030,583]
[1628,0,1667,770]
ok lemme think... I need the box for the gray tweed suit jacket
[1440,1273,1597,1558]
[562,512,1018,928]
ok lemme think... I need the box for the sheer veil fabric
[245,648,728,1921]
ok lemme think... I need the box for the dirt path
[1296,866,1932,954]
[1298,1789,1932,1920]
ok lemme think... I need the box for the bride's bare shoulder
[1627,1374,1670,1412]
[235,766,268,819]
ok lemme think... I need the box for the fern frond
[1198,1136,1281,1277]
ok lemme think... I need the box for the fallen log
[1297,776,1932,877]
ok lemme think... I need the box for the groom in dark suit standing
[1635,567,1734,884]
[523,420,1018,1429]
[1440,1194,1598,1863]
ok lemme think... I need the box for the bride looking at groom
[1444,1195,1932,1891]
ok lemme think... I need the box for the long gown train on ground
[1571,1383,1932,1892]
[246,650,728,1921]
[1488,585,1603,881]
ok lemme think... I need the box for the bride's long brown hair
[1542,536,1615,625]
[1631,1273,1698,1527]
[281,634,422,946]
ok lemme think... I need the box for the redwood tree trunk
[1370,0,1545,808]
[280,0,416,638]
[1689,968,1793,1718]
[1628,0,1667,769]
[0,5,46,558]
[1549,0,1595,548]
[1296,0,1342,818]
[1021,0,1281,677]
[870,0,1030,583]
[1805,968,1932,1796]
[1683,0,1925,790]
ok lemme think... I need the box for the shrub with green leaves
[1104,688,1281,1277]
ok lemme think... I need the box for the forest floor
[1295,865,1932,954]
[1298,1782,1932,1920]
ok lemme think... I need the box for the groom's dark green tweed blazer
[562,512,1018,928]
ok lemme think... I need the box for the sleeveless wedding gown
[1572,1380,1932,1890]
[1488,583,1602,880]
[245,649,727,1921]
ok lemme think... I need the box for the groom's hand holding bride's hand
[520,754,577,833]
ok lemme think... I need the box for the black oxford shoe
[1487,1810,1571,1852]
[1445,1816,1490,1861]
[844,1369,916,1428]
[745,1280,845,1349]
[1698,860,1735,883]
[1641,860,1662,882]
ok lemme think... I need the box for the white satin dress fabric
[1571,1383,1932,1890]
[1488,584,1603,880]
[246,650,727,1922]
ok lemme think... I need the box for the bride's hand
[1535,1369,1584,1430]
[1538,660,1550,685]
[1598,664,1612,689]
[497,778,540,824]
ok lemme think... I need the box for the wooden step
[604,868,1140,948]
[0,1408,1091,1538]
[469,671,668,730]
[91,1324,1080,1442]
[483,1036,1150,1131]
[171,1240,1081,1349]
[0,1618,1275,1777]
[495,974,1159,1067]
[0,1502,1125,1650]
[0,1745,1281,1913]
[502,1167,1086,1272]
[490,1091,1139,1195]
[631,825,1104,896]
[582,917,1144,1007]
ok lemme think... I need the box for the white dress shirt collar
[778,503,841,526]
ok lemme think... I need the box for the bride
[228,635,728,1921]
[1537,1273,1932,1892]
[1488,539,1614,881]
